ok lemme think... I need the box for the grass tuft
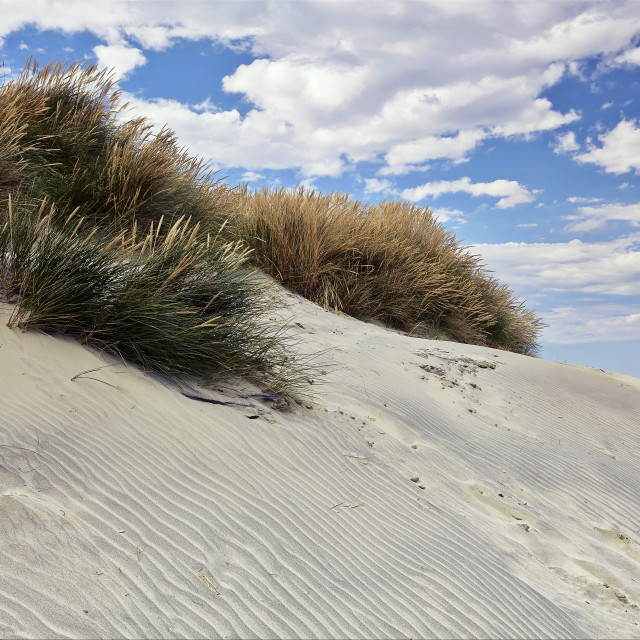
[0,57,234,232]
[1,196,306,395]
[231,187,545,355]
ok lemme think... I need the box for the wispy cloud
[240,171,265,183]
[567,196,603,203]
[401,177,536,209]
[363,178,394,194]
[473,234,640,296]
[543,306,640,344]
[431,208,466,225]
[565,202,640,232]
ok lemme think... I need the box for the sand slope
[1,288,639,639]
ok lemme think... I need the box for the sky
[1,0,639,377]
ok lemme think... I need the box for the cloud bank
[2,0,639,178]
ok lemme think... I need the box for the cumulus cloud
[565,202,640,232]
[240,171,265,183]
[473,234,640,296]
[574,119,640,174]
[363,178,394,194]
[3,0,640,177]
[613,46,640,66]
[401,177,536,209]
[93,44,146,78]
[120,92,347,176]
[554,131,580,154]
[431,208,466,225]
[381,130,486,175]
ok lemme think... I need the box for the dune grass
[0,56,544,397]
[0,58,233,233]
[232,187,544,354]
[0,196,302,393]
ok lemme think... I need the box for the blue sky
[1,1,639,377]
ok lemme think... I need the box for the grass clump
[233,187,544,355]
[0,58,233,232]
[0,59,306,395]
[0,196,303,395]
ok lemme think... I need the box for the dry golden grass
[231,187,544,354]
[0,58,234,232]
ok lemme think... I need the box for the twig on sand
[201,573,220,595]
[330,492,365,510]
[341,453,369,471]
[71,365,121,390]
[0,443,84,499]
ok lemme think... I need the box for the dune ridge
[1,288,639,639]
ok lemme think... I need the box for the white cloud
[517,222,538,228]
[543,306,640,344]
[401,177,536,209]
[601,101,613,110]
[18,41,28,50]
[574,119,640,174]
[120,92,347,176]
[613,46,640,66]
[567,196,603,204]
[554,131,580,154]
[431,208,466,225]
[473,234,640,296]
[223,58,370,116]
[93,44,146,78]
[473,234,640,345]
[240,171,265,183]
[382,130,487,175]
[363,178,394,194]
[3,1,639,177]
[565,202,640,232]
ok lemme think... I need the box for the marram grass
[0,197,306,395]
[0,58,234,232]
[232,187,544,355]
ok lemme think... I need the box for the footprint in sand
[592,527,640,563]
[464,482,528,523]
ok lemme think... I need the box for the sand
[0,285,639,639]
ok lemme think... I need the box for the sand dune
[1,287,639,639]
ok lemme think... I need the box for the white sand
[1,286,639,639]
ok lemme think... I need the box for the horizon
[1,1,639,377]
